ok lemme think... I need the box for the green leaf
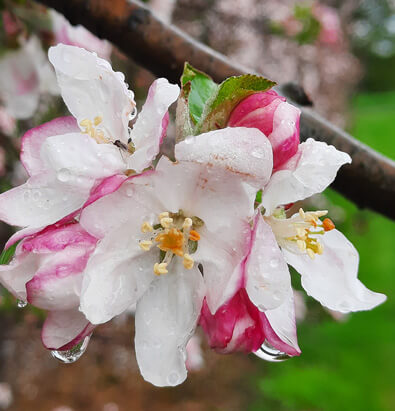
[198,74,276,133]
[0,242,18,265]
[181,63,218,125]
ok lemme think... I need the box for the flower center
[288,208,335,259]
[80,116,110,144]
[139,211,202,275]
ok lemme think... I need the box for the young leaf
[181,63,217,125]
[198,74,276,133]
[0,242,18,265]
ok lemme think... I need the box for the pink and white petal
[84,174,127,208]
[175,127,273,188]
[21,116,78,176]
[245,216,291,311]
[261,139,351,214]
[80,224,157,324]
[41,133,125,181]
[41,309,94,350]
[195,222,251,314]
[282,229,386,312]
[0,251,40,300]
[260,288,301,356]
[0,174,86,228]
[48,44,135,143]
[21,223,96,253]
[135,260,205,387]
[128,78,179,172]
[154,157,256,233]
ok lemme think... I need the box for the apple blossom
[0,44,179,239]
[50,10,112,60]
[78,126,274,386]
[200,138,386,357]
[0,36,59,119]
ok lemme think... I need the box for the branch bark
[35,0,395,220]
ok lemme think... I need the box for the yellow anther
[183,254,194,270]
[307,249,315,259]
[189,230,201,242]
[316,210,328,217]
[297,239,306,251]
[160,217,173,228]
[80,119,91,128]
[299,208,305,219]
[158,212,169,220]
[296,228,306,239]
[139,240,153,251]
[182,218,193,229]
[141,221,153,233]
[154,262,168,275]
[94,116,103,126]
[316,242,324,255]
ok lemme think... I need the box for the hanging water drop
[129,106,138,121]
[57,168,72,183]
[16,299,27,308]
[253,340,291,362]
[50,335,91,364]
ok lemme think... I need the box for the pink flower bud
[228,90,301,170]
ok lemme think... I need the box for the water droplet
[126,187,134,197]
[17,299,27,308]
[32,191,41,201]
[23,191,30,201]
[269,258,279,268]
[51,335,91,364]
[251,148,264,159]
[254,340,291,362]
[184,136,194,145]
[167,371,180,385]
[57,168,72,183]
[129,107,138,121]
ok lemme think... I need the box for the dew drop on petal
[166,371,180,385]
[50,334,91,364]
[16,299,27,308]
[57,168,72,183]
[269,258,279,268]
[253,340,291,362]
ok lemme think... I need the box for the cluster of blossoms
[0,44,386,387]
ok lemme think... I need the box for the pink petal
[83,174,127,208]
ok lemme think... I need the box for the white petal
[41,132,125,181]
[261,138,351,214]
[135,260,205,387]
[175,127,273,188]
[245,216,291,311]
[49,44,135,143]
[263,288,301,355]
[0,174,86,228]
[195,222,251,314]
[282,229,387,312]
[41,309,93,350]
[154,157,256,233]
[128,78,179,172]
[80,223,157,324]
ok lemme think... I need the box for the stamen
[189,230,201,241]
[182,218,193,229]
[183,254,194,270]
[159,212,169,220]
[307,249,315,259]
[297,239,306,251]
[323,218,336,231]
[299,208,305,219]
[154,262,168,275]
[160,217,173,229]
[141,221,153,233]
[139,240,152,251]
[94,116,103,126]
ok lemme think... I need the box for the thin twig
[35,0,395,219]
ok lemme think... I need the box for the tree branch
[35,0,395,220]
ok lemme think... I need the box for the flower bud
[228,90,301,170]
